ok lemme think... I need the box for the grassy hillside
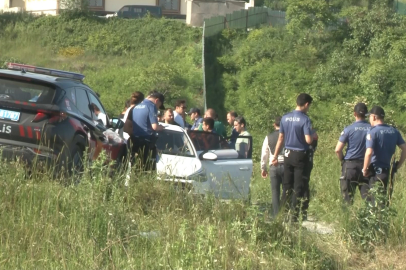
[0,12,203,116]
[1,7,406,269]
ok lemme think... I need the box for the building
[0,0,187,17]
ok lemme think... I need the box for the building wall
[187,0,246,26]
[106,0,186,15]
[180,0,187,15]
[26,0,58,14]
[0,0,7,9]
[105,0,157,12]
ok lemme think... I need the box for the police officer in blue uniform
[130,90,165,171]
[272,93,314,221]
[363,106,406,205]
[335,103,371,204]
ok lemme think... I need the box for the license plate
[0,109,20,122]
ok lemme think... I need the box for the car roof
[160,123,185,132]
[0,69,86,88]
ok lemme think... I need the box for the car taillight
[32,111,68,124]
[32,112,49,122]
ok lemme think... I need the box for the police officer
[272,93,314,222]
[363,106,406,205]
[335,103,370,205]
[130,90,165,172]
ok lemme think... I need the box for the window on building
[158,0,180,12]
[88,0,103,8]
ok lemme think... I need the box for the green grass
[0,134,406,269]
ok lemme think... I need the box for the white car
[155,124,253,200]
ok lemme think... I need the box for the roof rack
[7,63,85,81]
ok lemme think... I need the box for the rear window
[0,78,55,104]
[188,131,231,151]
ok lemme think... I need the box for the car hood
[157,154,202,178]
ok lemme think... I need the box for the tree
[286,0,335,32]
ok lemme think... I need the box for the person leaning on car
[129,90,165,172]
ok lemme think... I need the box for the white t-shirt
[173,111,185,128]
[121,106,134,141]
[235,130,251,158]
[97,112,107,126]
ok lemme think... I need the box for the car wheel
[70,144,84,176]
[57,135,86,184]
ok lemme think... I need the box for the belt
[287,149,308,153]
[344,159,364,162]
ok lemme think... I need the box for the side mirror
[199,152,217,161]
[111,118,124,130]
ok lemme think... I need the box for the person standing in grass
[363,106,406,206]
[261,116,284,216]
[198,108,227,138]
[227,111,239,148]
[123,91,145,140]
[129,90,165,172]
[272,93,314,222]
[163,108,180,126]
[335,103,370,205]
[188,108,203,130]
[173,99,187,128]
[234,116,251,159]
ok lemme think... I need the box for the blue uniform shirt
[132,99,158,137]
[339,120,371,160]
[191,117,203,130]
[279,110,312,151]
[366,124,405,168]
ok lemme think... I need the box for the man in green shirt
[198,108,227,137]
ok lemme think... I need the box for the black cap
[187,108,200,115]
[366,106,385,118]
[148,91,165,110]
[354,103,368,115]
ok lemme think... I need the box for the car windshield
[0,78,55,104]
[156,130,195,157]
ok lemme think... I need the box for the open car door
[188,131,253,200]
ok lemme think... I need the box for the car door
[87,91,122,160]
[156,126,201,178]
[188,131,253,200]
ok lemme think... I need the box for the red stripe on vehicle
[31,103,36,107]
[26,127,33,138]
[22,102,28,106]
[15,101,20,104]
[35,131,41,140]
[19,126,25,137]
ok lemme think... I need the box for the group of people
[118,90,252,171]
[335,103,406,207]
[117,90,406,221]
[261,93,406,222]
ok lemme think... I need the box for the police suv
[0,63,126,174]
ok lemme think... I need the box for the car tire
[58,135,86,184]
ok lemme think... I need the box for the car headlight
[187,169,207,182]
